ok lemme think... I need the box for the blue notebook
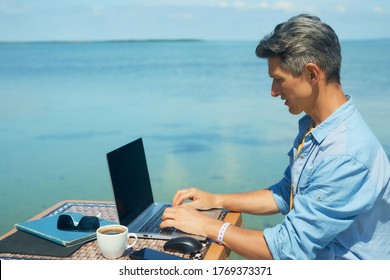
[15,212,115,247]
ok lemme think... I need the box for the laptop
[106,138,222,241]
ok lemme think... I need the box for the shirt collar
[299,95,356,144]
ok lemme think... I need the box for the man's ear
[305,63,321,83]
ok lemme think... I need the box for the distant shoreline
[0,39,204,44]
[0,38,389,44]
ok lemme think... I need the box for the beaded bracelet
[217,222,231,245]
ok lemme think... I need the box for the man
[160,14,390,259]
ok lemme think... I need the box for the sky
[0,0,389,42]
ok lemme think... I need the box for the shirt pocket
[297,168,311,194]
[297,167,326,204]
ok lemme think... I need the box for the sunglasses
[57,214,100,232]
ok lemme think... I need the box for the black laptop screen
[106,138,154,226]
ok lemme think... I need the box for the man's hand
[160,204,221,237]
[172,187,221,209]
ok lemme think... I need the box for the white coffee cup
[96,225,138,259]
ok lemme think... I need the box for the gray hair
[256,14,341,84]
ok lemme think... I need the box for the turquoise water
[1,40,389,258]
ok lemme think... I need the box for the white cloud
[335,5,346,13]
[156,0,316,13]
[373,6,385,14]
[272,1,295,12]
[233,0,247,9]
[213,0,295,11]
[90,5,103,16]
[256,2,269,9]
[214,0,247,9]
[217,1,229,8]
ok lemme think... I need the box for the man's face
[267,57,313,115]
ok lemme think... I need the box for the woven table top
[0,202,213,260]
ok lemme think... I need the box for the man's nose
[271,80,281,97]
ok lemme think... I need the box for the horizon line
[0,38,204,44]
[0,37,389,44]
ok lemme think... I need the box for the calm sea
[1,40,389,258]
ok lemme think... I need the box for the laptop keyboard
[139,205,176,234]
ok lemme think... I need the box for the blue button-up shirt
[264,96,390,259]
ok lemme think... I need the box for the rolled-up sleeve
[264,155,375,259]
[268,166,291,215]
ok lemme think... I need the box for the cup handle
[126,233,138,249]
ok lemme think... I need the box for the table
[0,200,242,260]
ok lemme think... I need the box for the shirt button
[300,154,305,159]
